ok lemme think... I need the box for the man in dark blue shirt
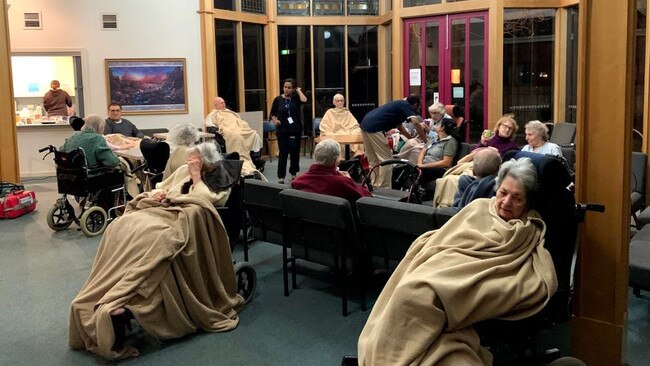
[359,95,425,188]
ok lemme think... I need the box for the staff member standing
[43,80,73,117]
[269,78,308,184]
[360,95,426,188]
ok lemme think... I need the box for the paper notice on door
[433,92,439,104]
[453,87,464,98]
[409,69,421,86]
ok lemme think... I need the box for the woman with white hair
[359,157,557,365]
[60,114,119,169]
[291,138,371,202]
[69,141,244,360]
[522,120,562,157]
[163,123,200,180]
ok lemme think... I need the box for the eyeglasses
[500,124,514,130]
[109,109,121,112]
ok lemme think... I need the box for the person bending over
[292,139,371,203]
[359,95,426,188]
[358,157,557,365]
[453,147,502,208]
[69,142,244,360]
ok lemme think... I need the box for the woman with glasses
[458,114,519,164]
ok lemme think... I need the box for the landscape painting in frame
[105,58,188,114]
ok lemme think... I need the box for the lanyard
[284,98,291,110]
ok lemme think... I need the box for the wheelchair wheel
[234,261,257,304]
[46,201,74,231]
[80,206,108,237]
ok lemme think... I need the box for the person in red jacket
[291,139,371,202]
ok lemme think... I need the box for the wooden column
[391,0,403,99]
[0,0,19,183]
[571,0,634,364]
[486,0,503,128]
[199,0,217,116]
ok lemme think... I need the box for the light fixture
[451,69,461,84]
[324,31,331,39]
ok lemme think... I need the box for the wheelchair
[40,145,127,237]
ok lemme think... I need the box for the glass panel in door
[468,16,486,142]
[424,21,440,111]
[407,23,423,99]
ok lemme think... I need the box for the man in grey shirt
[104,102,144,138]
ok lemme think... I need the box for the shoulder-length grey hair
[168,123,199,147]
[82,114,105,134]
[187,142,223,171]
[313,139,341,167]
[495,157,538,205]
[525,120,550,142]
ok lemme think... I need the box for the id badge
[287,117,294,124]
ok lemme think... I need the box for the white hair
[187,142,223,171]
[82,114,105,134]
[168,123,199,147]
[313,139,341,167]
[495,157,538,203]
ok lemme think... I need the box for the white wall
[7,0,205,130]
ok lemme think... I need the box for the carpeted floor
[0,155,649,365]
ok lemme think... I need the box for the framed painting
[105,58,188,114]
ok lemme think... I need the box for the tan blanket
[320,108,364,156]
[105,134,141,150]
[358,197,557,365]
[68,194,245,360]
[432,162,474,207]
[205,109,263,152]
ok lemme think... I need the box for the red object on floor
[0,189,37,219]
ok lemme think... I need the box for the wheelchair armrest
[88,166,121,176]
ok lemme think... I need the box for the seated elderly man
[69,142,245,360]
[319,93,364,157]
[204,96,265,170]
[358,157,557,365]
[60,114,119,170]
[291,139,371,202]
[453,147,502,208]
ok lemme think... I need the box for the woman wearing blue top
[269,78,308,184]
[522,120,562,157]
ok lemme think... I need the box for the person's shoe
[278,178,285,184]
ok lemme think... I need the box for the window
[503,9,555,141]
[215,20,239,111]
[403,0,440,8]
[633,1,646,151]
[565,6,579,125]
[11,54,85,117]
[278,26,313,128]
[243,23,267,114]
[348,26,379,122]
[277,0,310,16]
[314,26,345,117]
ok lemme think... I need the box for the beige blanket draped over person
[204,100,263,176]
[69,143,245,360]
[358,158,557,365]
[319,94,364,157]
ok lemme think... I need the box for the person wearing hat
[416,117,459,185]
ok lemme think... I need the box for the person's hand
[296,87,301,93]
[480,130,494,145]
[152,191,167,202]
[271,116,281,126]
[187,155,203,183]
[339,170,351,179]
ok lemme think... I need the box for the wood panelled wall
[0,0,19,183]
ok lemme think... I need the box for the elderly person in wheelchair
[69,142,246,360]
[358,157,557,365]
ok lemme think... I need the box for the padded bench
[630,224,650,296]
